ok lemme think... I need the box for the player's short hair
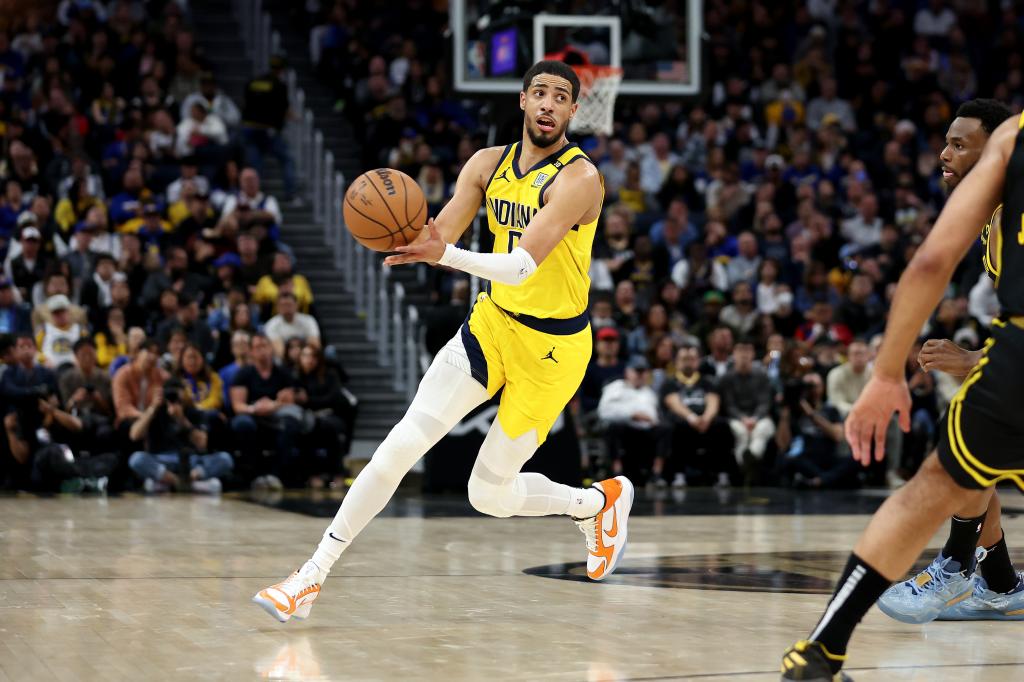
[956,99,1013,134]
[522,61,581,103]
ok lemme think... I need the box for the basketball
[343,168,427,252]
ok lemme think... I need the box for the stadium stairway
[191,1,414,458]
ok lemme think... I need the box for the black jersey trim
[537,152,597,209]
[511,142,577,180]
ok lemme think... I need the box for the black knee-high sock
[980,533,1021,594]
[808,553,891,674]
[941,513,987,572]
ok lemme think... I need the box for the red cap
[596,326,620,341]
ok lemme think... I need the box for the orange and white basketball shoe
[574,476,634,581]
[252,560,326,623]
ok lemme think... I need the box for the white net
[568,66,623,137]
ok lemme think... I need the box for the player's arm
[515,161,602,263]
[872,118,1015,381]
[429,147,502,245]
[385,161,602,285]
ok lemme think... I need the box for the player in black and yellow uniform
[254,61,635,624]
[781,110,1024,680]
[876,100,1024,626]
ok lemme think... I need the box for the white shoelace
[574,516,598,553]
[281,562,321,593]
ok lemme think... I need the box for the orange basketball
[343,168,427,252]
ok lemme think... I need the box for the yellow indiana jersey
[484,141,600,319]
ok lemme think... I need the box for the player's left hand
[844,374,911,466]
[918,338,980,379]
[384,218,445,266]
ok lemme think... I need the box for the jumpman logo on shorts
[542,347,558,363]
[495,168,511,183]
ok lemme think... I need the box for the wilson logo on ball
[374,169,398,196]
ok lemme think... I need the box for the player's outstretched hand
[384,218,445,266]
[844,374,911,466]
[917,338,981,380]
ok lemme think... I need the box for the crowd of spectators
[0,3,357,494]
[301,0,1019,489]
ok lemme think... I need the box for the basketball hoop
[546,49,622,137]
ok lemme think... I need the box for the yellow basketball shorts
[461,293,591,444]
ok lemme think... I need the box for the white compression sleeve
[310,332,489,573]
[466,417,605,519]
[436,243,537,286]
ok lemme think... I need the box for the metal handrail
[339,173,352,278]
[366,259,377,340]
[270,29,280,64]
[377,266,391,365]
[322,151,334,245]
[353,236,365,315]
[312,131,324,222]
[302,110,314,180]
[237,0,428,397]
[406,306,420,401]
[392,283,406,390]
[333,173,345,272]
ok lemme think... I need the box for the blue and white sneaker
[876,553,974,624]
[937,570,1024,621]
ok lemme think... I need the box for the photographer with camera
[59,338,114,454]
[127,378,233,494]
[776,372,853,489]
[1,334,113,491]
[2,334,59,433]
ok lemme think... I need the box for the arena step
[207,3,415,449]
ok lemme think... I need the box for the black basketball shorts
[937,316,1024,491]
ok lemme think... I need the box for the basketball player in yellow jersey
[253,61,634,623]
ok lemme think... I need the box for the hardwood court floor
[3,489,1024,681]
